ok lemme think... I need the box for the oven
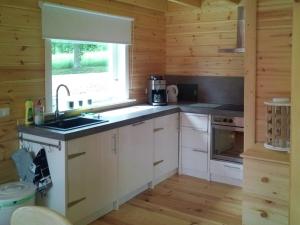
[211,116,244,163]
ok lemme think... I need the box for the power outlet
[0,107,10,118]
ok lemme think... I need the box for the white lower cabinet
[210,160,243,186]
[181,147,208,179]
[180,113,210,180]
[67,130,118,225]
[118,119,154,200]
[153,113,179,184]
[20,114,178,225]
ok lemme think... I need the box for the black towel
[32,148,52,193]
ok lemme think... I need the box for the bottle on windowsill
[34,99,44,126]
[25,100,34,125]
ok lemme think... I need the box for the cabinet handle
[154,160,164,166]
[112,134,117,154]
[192,149,207,153]
[154,128,164,132]
[68,197,86,208]
[259,210,268,218]
[261,177,269,183]
[68,152,86,160]
[224,165,241,170]
[132,121,145,127]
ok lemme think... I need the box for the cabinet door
[67,130,117,223]
[180,113,209,180]
[154,113,179,181]
[181,147,208,175]
[118,120,154,198]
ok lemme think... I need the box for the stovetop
[216,104,244,112]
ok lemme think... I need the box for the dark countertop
[18,103,243,141]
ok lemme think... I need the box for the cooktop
[216,104,244,112]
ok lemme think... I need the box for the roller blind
[40,2,133,44]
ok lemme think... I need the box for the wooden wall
[0,0,165,183]
[255,0,292,142]
[164,0,292,143]
[291,2,300,224]
[165,0,244,76]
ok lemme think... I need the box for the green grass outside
[52,52,108,75]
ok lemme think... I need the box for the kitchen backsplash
[165,75,244,106]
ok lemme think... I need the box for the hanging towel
[11,148,35,183]
[32,148,52,193]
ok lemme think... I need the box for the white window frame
[45,39,130,113]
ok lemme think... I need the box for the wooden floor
[89,175,242,225]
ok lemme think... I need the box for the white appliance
[0,182,36,225]
[166,85,179,103]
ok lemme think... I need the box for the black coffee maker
[148,75,167,106]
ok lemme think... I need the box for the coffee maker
[148,75,167,106]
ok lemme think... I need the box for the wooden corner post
[244,0,257,151]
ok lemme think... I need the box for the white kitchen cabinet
[118,119,154,200]
[181,147,208,178]
[181,113,209,131]
[153,113,179,184]
[210,160,243,186]
[67,130,118,225]
[180,113,210,180]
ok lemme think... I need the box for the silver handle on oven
[192,149,207,153]
[212,124,244,132]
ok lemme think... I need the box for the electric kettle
[166,85,179,103]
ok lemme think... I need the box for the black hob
[216,104,244,112]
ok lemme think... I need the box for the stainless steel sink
[42,117,108,131]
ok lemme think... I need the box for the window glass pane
[51,40,127,112]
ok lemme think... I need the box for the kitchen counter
[18,103,244,141]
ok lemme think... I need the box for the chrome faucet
[55,84,70,120]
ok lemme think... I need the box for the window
[40,2,133,113]
[46,39,128,112]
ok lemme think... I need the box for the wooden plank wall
[165,0,244,76]
[255,0,292,142]
[0,0,165,183]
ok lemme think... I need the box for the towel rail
[19,134,62,151]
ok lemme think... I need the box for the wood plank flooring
[90,175,242,225]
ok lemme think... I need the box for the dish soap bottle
[25,100,34,125]
[34,99,44,125]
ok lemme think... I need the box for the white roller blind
[40,2,133,44]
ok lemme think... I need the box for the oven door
[211,124,244,163]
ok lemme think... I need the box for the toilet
[0,182,36,225]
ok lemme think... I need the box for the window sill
[46,99,137,120]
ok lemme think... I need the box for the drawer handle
[259,210,268,218]
[261,177,269,183]
[192,128,207,133]
[154,128,164,132]
[153,160,164,166]
[192,149,207,153]
[224,165,241,170]
[68,152,86,160]
[68,197,86,208]
[132,121,145,127]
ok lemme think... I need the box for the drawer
[181,127,208,151]
[181,147,208,173]
[181,113,208,131]
[244,158,289,202]
[210,160,243,180]
[243,194,289,225]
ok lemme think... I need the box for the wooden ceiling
[114,0,242,12]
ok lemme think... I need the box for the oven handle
[212,124,244,132]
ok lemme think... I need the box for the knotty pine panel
[0,0,165,183]
[255,0,292,142]
[165,0,244,77]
